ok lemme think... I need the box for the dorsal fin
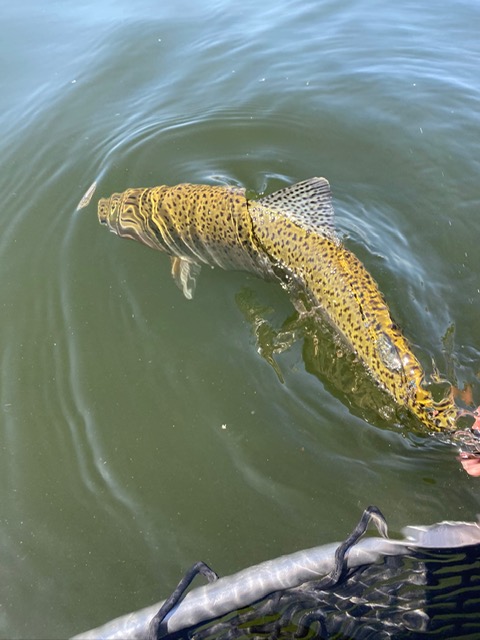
[257,177,336,239]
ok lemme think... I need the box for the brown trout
[97,177,458,431]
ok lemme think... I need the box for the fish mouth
[97,191,158,248]
[97,198,109,226]
[97,194,121,232]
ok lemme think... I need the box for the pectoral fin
[170,257,202,300]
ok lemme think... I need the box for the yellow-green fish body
[98,177,458,431]
[98,183,275,298]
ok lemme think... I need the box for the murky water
[1,1,480,637]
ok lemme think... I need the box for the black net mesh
[164,546,480,640]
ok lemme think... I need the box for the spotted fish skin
[98,184,275,298]
[98,177,458,431]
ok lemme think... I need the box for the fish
[97,177,459,432]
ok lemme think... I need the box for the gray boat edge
[72,517,480,640]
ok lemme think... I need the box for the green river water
[1,1,480,637]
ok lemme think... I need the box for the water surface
[1,0,480,637]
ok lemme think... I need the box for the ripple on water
[1,1,480,637]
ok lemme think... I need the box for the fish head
[97,189,160,250]
[98,193,121,228]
